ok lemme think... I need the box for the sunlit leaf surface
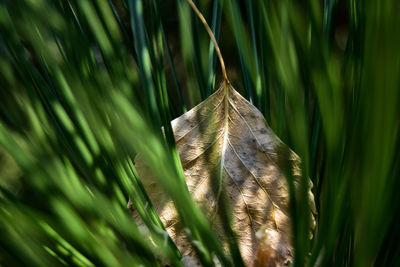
[136,83,316,265]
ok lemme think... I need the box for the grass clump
[1,0,400,266]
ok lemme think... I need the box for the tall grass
[1,0,399,266]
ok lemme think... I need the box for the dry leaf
[133,83,316,266]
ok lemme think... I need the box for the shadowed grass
[1,0,400,266]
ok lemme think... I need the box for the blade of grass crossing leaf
[259,2,314,265]
[111,92,230,265]
[150,0,186,188]
[115,159,182,263]
[132,1,184,202]
[125,160,182,261]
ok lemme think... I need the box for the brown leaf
[134,83,316,266]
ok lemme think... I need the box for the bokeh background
[1,0,400,266]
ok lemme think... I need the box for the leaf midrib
[216,85,287,224]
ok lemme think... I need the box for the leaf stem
[185,0,230,84]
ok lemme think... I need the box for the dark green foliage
[0,0,399,266]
